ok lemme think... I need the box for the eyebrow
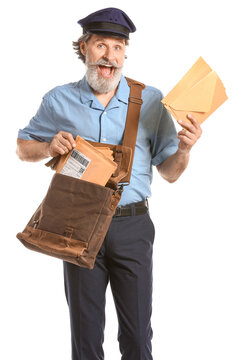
[94,38,105,42]
[94,37,125,44]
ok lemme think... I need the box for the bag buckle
[113,184,124,196]
[64,227,74,239]
[33,220,39,229]
[114,206,122,217]
[128,96,143,105]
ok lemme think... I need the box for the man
[16,7,202,360]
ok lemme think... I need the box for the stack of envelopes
[55,136,118,186]
[95,146,114,161]
[161,57,228,124]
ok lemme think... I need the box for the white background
[1,0,239,359]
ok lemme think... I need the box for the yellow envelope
[95,147,114,161]
[161,57,228,124]
[55,136,117,186]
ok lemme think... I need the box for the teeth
[100,65,112,67]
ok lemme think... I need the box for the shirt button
[102,138,107,142]
[103,111,107,115]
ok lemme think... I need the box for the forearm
[16,139,51,162]
[157,149,190,183]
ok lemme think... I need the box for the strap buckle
[113,184,124,197]
[128,96,143,105]
[114,206,122,217]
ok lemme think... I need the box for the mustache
[86,58,122,69]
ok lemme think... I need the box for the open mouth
[98,65,114,78]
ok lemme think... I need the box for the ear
[80,41,87,56]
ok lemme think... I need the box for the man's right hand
[16,131,76,162]
[48,131,76,157]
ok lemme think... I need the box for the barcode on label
[60,149,91,180]
[70,150,90,167]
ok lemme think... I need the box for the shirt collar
[115,75,129,104]
[79,76,95,105]
[78,74,129,108]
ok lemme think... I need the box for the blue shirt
[18,75,179,205]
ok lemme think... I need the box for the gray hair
[72,33,92,63]
[72,33,129,63]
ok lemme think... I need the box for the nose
[103,47,115,62]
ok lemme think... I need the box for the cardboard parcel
[161,57,228,124]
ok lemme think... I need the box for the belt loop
[146,198,149,210]
[146,198,149,215]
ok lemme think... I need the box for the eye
[97,43,105,49]
[115,45,122,51]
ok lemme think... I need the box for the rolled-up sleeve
[18,93,58,142]
[151,94,179,165]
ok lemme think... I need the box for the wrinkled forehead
[88,34,127,45]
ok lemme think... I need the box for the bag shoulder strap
[121,77,145,183]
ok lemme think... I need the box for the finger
[52,136,71,153]
[186,113,202,131]
[56,136,73,151]
[59,131,76,147]
[178,129,196,141]
[177,121,196,133]
[177,119,202,139]
[52,144,68,155]
[55,132,75,150]
[177,135,194,146]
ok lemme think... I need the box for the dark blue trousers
[63,211,155,360]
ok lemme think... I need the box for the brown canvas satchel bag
[16,77,145,269]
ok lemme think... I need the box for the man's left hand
[177,113,202,153]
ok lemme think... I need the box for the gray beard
[85,54,122,94]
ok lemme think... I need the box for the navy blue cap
[77,7,136,40]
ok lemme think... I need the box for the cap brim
[84,29,129,39]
